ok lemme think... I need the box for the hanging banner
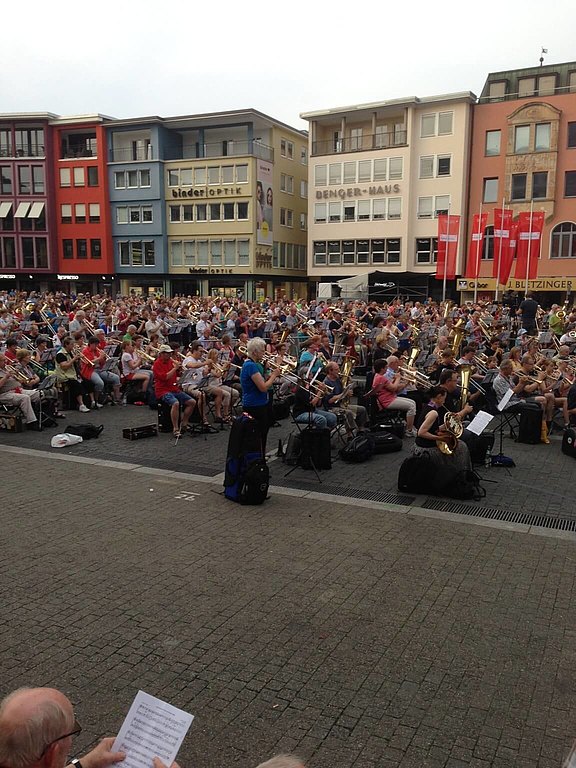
[499,221,518,285]
[256,159,273,246]
[492,208,513,280]
[435,214,460,280]
[514,211,545,280]
[465,212,488,279]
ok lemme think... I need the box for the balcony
[0,144,45,158]
[163,140,274,163]
[312,131,407,156]
[110,146,155,162]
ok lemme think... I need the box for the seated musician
[292,367,337,430]
[298,336,324,377]
[15,348,63,417]
[55,336,96,412]
[81,336,122,406]
[0,353,40,427]
[266,332,280,356]
[429,349,457,384]
[322,361,367,434]
[3,337,18,362]
[204,348,239,424]
[180,342,213,431]
[492,357,554,444]
[152,344,196,437]
[318,334,332,361]
[371,357,417,437]
[438,368,474,422]
[538,359,570,429]
[32,336,54,373]
[414,385,472,471]
[198,325,217,350]
[120,340,152,395]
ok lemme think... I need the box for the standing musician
[0,352,40,427]
[240,337,282,452]
[414,385,472,471]
[54,336,96,412]
[322,361,368,434]
[371,357,417,437]
[152,344,196,437]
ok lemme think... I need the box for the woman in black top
[414,385,471,471]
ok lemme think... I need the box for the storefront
[368,271,456,303]
[458,277,576,307]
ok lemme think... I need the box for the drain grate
[272,479,415,507]
[421,498,576,532]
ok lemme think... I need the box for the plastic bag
[51,433,84,448]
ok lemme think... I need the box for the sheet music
[497,388,514,412]
[112,690,193,768]
[466,410,493,436]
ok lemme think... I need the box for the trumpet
[4,362,31,384]
[72,346,95,367]
[398,365,431,389]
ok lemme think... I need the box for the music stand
[492,389,516,467]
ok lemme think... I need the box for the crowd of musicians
[2,290,576,466]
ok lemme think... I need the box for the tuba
[437,411,464,456]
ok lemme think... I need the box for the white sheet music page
[112,691,194,768]
[466,410,493,436]
[497,388,514,412]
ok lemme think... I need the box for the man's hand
[153,759,181,768]
[79,737,125,768]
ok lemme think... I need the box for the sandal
[173,430,181,438]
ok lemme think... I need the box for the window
[358,160,371,182]
[300,146,307,165]
[144,242,155,266]
[373,159,387,181]
[223,203,234,220]
[129,207,141,223]
[551,222,576,258]
[209,203,221,221]
[328,240,341,265]
[539,75,556,96]
[61,204,72,224]
[313,241,327,265]
[343,161,356,183]
[482,226,494,261]
[182,205,193,222]
[314,203,326,223]
[372,199,386,221]
[568,123,576,149]
[73,167,85,186]
[140,169,150,187]
[0,166,12,194]
[280,139,294,159]
[59,167,71,188]
[421,114,435,137]
[535,123,551,151]
[483,178,498,203]
[417,196,433,219]
[350,128,362,151]
[142,206,152,223]
[389,157,403,179]
[87,167,98,187]
[419,156,434,178]
[236,165,248,183]
[169,205,181,223]
[437,155,451,176]
[328,164,341,185]
[371,239,385,264]
[0,129,12,157]
[119,240,155,267]
[280,173,294,193]
[222,165,234,184]
[300,180,308,198]
[438,112,453,135]
[416,237,438,264]
[300,212,307,230]
[485,130,501,156]
[168,170,179,186]
[518,77,535,97]
[63,239,73,259]
[357,200,370,221]
[515,126,530,153]
[238,239,249,265]
[532,171,547,200]
[571,72,576,93]
[74,203,86,223]
[315,165,327,186]
[386,238,401,264]
[388,198,401,220]
[194,167,206,185]
[237,202,248,219]
[342,240,355,265]
[117,207,128,224]
[128,170,138,188]
[114,171,125,189]
[565,171,576,197]
[328,202,340,223]
[286,209,293,227]
[343,202,355,222]
[171,241,183,266]
[15,128,44,157]
[90,239,101,259]
[488,81,506,100]
[224,240,235,266]
[210,240,222,266]
[357,239,369,264]
[32,166,44,193]
[279,242,286,269]
[512,173,527,200]
[18,166,31,194]
[208,167,219,184]
[196,204,207,221]
[435,195,449,216]
[76,239,87,259]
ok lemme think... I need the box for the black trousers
[243,404,271,454]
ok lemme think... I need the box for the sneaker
[95,402,104,409]
[79,404,90,413]
[404,428,417,438]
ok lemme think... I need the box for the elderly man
[0,686,125,768]
[0,353,39,426]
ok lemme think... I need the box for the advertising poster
[256,159,273,246]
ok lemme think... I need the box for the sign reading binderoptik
[316,184,400,200]
[172,187,244,198]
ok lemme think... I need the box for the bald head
[0,688,73,768]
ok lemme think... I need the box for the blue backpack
[224,414,269,505]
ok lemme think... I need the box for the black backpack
[339,433,374,463]
[224,414,269,505]
[65,423,104,440]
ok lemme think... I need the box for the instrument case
[122,424,158,440]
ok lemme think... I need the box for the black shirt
[519,298,538,321]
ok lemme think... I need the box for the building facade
[464,61,576,304]
[301,93,475,298]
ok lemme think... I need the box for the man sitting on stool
[152,344,195,437]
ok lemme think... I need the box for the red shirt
[373,371,397,409]
[152,356,181,397]
[80,345,104,380]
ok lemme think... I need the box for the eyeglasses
[37,718,82,760]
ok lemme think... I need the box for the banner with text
[514,211,545,280]
[499,221,518,285]
[465,212,488,279]
[435,214,460,280]
[492,208,513,281]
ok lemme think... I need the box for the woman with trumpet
[120,340,153,397]
[371,356,417,438]
[240,337,283,452]
[203,348,239,424]
[55,336,97,412]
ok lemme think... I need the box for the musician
[0,353,40,426]
[438,369,474,420]
[15,348,63,417]
[492,358,554,443]
[198,325,217,350]
[152,344,196,437]
[322,361,367,434]
[202,348,239,423]
[54,337,95,412]
[292,367,337,430]
[3,337,18,362]
[81,337,122,406]
[120,340,152,395]
[371,357,417,437]
[548,304,564,337]
[68,310,87,335]
[240,337,282,451]
[298,337,324,376]
[517,292,539,336]
[538,359,571,428]
[179,343,213,431]
[144,311,167,343]
[414,385,472,471]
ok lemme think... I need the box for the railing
[312,131,407,156]
[0,144,45,158]
[109,146,154,162]
[163,140,274,162]
[61,148,97,159]
[479,83,576,103]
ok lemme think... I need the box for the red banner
[435,214,460,280]
[499,222,518,285]
[465,212,488,278]
[514,211,545,280]
[492,208,513,280]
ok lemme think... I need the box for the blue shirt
[241,359,267,407]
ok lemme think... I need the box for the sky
[1,0,574,130]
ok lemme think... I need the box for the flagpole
[525,198,534,297]
[473,201,483,304]
[442,202,450,303]
[495,197,505,304]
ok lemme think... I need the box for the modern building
[301,92,475,299]
[464,61,576,304]
[108,109,309,301]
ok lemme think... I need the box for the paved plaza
[1,437,576,768]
